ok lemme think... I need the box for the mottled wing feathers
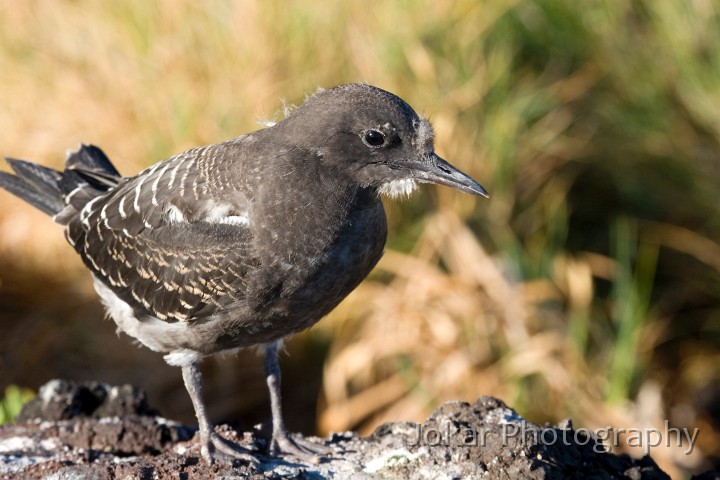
[78,221,255,323]
[64,140,258,324]
[85,142,251,235]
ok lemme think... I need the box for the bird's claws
[269,430,333,464]
[200,431,259,465]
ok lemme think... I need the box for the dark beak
[411,153,489,197]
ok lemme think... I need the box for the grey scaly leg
[181,363,257,464]
[264,341,331,461]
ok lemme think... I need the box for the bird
[0,83,488,464]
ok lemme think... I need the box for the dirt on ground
[0,380,714,479]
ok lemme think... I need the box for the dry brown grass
[1,1,719,477]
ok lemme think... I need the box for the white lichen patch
[363,447,423,473]
[0,436,35,453]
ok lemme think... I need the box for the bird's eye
[363,129,386,147]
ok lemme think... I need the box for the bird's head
[278,83,488,199]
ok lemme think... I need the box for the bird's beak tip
[423,154,489,198]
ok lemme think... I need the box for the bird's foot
[199,430,259,465]
[269,429,333,464]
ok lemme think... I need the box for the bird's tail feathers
[0,144,121,223]
[64,144,120,186]
[0,160,63,216]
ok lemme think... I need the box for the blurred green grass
[0,0,719,476]
[0,385,34,424]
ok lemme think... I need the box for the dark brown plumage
[0,83,487,463]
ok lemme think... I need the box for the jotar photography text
[406,421,700,456]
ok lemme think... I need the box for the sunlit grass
[607,218,658,404]
[0,385,34,425]
[0,0,719,476]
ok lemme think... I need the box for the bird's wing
[65,140,259,323]
[94,141,253,234]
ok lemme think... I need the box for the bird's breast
[251,196,387,334]
[305,199,388,303]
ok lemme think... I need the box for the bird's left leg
[263,340,332,462]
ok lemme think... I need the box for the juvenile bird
[0,83,487,463]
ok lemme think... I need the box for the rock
[0,380,677,479]
[16,379,158,421]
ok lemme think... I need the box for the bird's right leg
[181,363,258,464]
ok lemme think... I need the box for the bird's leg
[264,341,331,461]
[181,363,257,464]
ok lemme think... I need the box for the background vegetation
[0,1,718,477]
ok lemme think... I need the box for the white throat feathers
[378,178,418,199]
